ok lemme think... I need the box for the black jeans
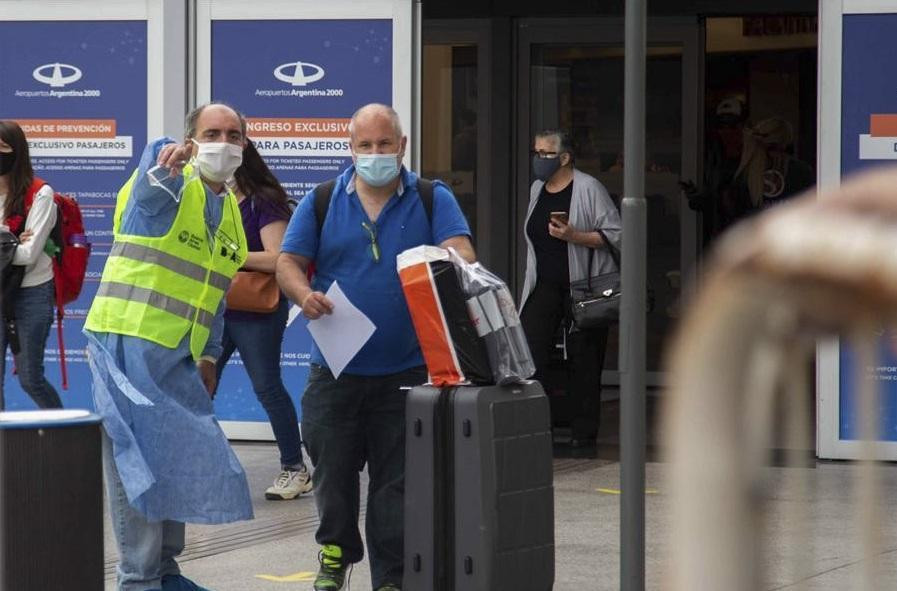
[521,280,608,439]
[301,363,428,589]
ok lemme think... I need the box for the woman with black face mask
[0,120,62,410]
[519,129,622,448]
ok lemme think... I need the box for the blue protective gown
[85,138,253,524]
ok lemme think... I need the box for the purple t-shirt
[224,195,291,321]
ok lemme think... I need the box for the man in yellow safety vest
[84,103,252,591]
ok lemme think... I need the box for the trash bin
[0,409,103,590]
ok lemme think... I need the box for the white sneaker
[264,465,313,500]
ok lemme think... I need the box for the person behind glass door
[215,139,312,501]
[519,129,622,448]
[724,116,814,228]
[683,96,748,247]
[0,120,62,410]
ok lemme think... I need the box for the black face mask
[532,154,562,182]
[0,152,14,176]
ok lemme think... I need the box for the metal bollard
[0,409,103,590]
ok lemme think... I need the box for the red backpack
[24,178,91,389]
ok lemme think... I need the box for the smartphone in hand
[550,211,569,224]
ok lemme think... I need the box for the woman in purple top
[215,140,312,500]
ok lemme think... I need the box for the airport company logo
[255,59,340,98]
[32,63,82,88]
[15,62,100,98]
[273,61,325,87]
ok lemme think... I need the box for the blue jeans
[0,279,62,410]
[301,363,427,589]
[103,432,185,591]
[216,299,303,467]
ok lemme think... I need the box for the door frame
[514,17,702,386]
[422,19,497,268]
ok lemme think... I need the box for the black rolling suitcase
[404,381,555,591]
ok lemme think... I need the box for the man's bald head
[185,102,246,141]
[348,104,403,142]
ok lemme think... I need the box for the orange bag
[397,246,491,386]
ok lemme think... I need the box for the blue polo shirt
[282,165,471,376]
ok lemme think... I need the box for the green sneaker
[375,584,401,591]
[314,544,351,591]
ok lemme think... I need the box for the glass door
[422,20,497,269]
[517,19,701,378]
[422,43,479,232]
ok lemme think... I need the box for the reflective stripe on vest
[96,281,216,331]
[85,163,247,359]
[109,242,232,292]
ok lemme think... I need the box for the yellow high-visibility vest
[85,165,247,360]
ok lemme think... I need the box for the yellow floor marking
[255,571,316,582]
[596,488,659,495]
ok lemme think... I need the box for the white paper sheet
[306,281,376,379]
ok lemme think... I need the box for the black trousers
[520,280,608,439]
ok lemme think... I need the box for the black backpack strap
[315,177,434,236]
[313,179,337,237]
[416,177,434,226]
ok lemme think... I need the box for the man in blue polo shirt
[276,103,474,591]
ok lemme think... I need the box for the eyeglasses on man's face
[531,150,560,160]
[361,221,381,263]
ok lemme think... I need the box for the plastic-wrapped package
[397,246,492,386]
[397,245,535,386]
[447,248,536,385]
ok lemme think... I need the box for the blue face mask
[355,154,400,187]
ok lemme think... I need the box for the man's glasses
[361,221,381,263]
[531,150,560,160]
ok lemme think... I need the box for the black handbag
[569,230,621,330]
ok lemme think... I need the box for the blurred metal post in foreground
[666,170,897,590]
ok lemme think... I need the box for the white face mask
[191,139,243,183]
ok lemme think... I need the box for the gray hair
[348,103,403,140]
[185,102,247,139]
[535,129,575,159]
